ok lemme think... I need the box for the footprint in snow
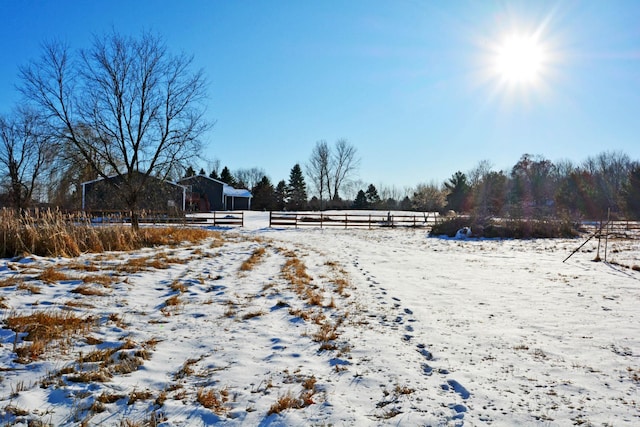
[441,379,471,400]
[416,343,433,361]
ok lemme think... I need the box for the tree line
[180,149,639,221]
[1,31,639,222]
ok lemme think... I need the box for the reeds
[0,208,215,258]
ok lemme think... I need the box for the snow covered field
[0,211,638,426]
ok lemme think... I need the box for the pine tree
[251,176,275,211]
[198,168,206,175]
[353,190,368,209]
[274,180,287,210]
[184,166,196,178]
[209,169,219,180]
[444,171,471,213]
[365,184,381,208]
[219,166,236,186]
[287,164,307,210]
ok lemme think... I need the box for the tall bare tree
[19,31,211,228]
[307,140,330,208]
[307,139,359,209]
[234,167,267,190]
[330,138,360,201]
[0,108,55,210]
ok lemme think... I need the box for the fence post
[345,213,348,229]
[320,212,323,229]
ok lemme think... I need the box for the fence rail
[580,220,640,239]
[83,210,245,227]
[269,211,440,229]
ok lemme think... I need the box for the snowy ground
[0,212,638,426]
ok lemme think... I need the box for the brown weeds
[0,209,217,258]
[240,247,267,272]
[196,387,229,415]
[37,267,73,283]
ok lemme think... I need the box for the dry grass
[37,267,73,283]
[6,310,92,343]
[0,208,217,258]
[240,247,267,272]
[128,388,153,405]
[174,358,200,380]
[242,310,264,320]
[17,282,41,294]
[82,274,114,287]
[164,294,182,307]
[267,387,315,415]
[281,256,312,287]
[5,310,93,363]
[0,277,23,288]
[196,387,230,415]
[71,285,108,296]
[170,279,187,293]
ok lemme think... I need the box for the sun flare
[494,34,545,84]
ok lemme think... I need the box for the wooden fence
[580,219,640,239]
[85,210,245,227]
[269,211,440,229]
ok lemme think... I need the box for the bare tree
[306,139,360,209]
[234,167,267,190]
[330,138,360,201]
[306,140,330,208]
[19,32,211,229]
[412,182,446,212]
[0,107,55,210]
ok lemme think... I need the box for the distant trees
[307,139,360,208]
[623,164,640,219]
[235,167,266,190]
[412,182,446,212]
[0,108,54,210]
[19,31,210,228]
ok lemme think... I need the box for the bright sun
[494,34,545,84]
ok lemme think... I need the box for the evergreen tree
[199,168,206,175]
[274,180,287,210]
[219,166,237,186]
[365,184,381,208]
[353,189,368,209]
[399,196,413,211]
[287,164,307,210]
[184,165,196,178]
[444,171,471,213]
[251,176,275,211]
[209,169,219,180]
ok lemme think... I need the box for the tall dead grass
[0,209,217,258]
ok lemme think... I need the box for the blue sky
[1,1,639,192]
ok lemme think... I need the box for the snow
[0,211,638,426]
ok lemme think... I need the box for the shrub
[430,216,580,239]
